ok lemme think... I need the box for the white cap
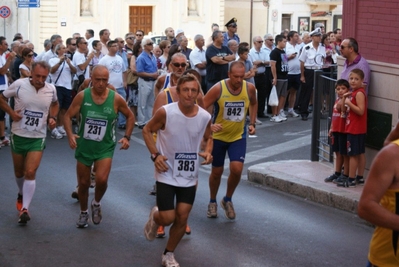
[176,29,184,36]
[310,28,322,37]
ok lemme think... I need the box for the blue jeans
[116,87,127,127]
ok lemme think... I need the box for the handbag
[268,85,279,106]
[126,68,138,85]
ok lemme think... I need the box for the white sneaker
[278,114,287,121]
[51,128,63,139]
[279,110,287,118]
[287,110,299,117]
[57,126,67,136]
[255,118,262,125]
[270,115,282,123]
[0,136,10,146]
[162,252,180,267]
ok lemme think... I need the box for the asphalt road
[0,114,374,267]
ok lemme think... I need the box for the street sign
[18,0,40,8]
[0,6,11,19]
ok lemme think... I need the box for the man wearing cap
[175,29,185,45]
[314,22,325,34]
[223,18,240,46]
[298,27,326,121]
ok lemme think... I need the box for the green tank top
[76,89,117,159]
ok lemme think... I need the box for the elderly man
[227,40,238,59]
[298,27,326,121]
[179,35,192,60]
[136,38,159,128]
[205,30,235,91]
[223,17,240,46]
[190,34,207,93]
[249,35,271,118]
[42,34,63,63]
[64,65,134,228]
[0,61,59,224]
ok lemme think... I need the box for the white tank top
[155,102,211,187]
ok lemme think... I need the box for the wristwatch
[150,152,161,162]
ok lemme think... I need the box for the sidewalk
[247,160,363,214]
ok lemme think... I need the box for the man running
[0,61,59,224]
[63,65,135,228]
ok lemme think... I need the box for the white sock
[22,180,36,210]
[16,176,25,195]
[92,199,101,206]
[280,109,284,113]
[288,108,293,112]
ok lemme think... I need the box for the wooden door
[129,6,153,35]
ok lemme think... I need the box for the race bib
[173,152,198,180]
[21,110,44,132]
[83,117,107,141]
[223,101,245,122]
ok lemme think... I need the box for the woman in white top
[19,48,34,78]
[89,40,104,74]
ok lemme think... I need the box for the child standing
[337,69,367,187]
[325,79,350,183]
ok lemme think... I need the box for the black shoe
[334,174,348,184]
[118,124,126,129]
[324,173,338,183]
[356,177,365,185]
[301,115,308,121]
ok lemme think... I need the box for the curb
[247,160,361,214]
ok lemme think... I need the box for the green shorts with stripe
[11,134,46,156]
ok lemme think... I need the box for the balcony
[305,0,342,11]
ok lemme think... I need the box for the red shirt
[331,98,346,133]
[345,88,367,134]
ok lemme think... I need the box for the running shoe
[279,110,287,118]
[144,206,159,241]
[156,226,165,238]
[162,252,180,267]
[71,186,79,200]
[207,202,218,218]
[255,118,262,125]
[91,200,102,225]
[16,194,23,211]
[51,128,63,139]
[185,224,191,235]
[278,114,287,121]
[18,209,30,224]
[57,126,67,137]
[220,199,236,220]
[149,184,157,195]
[76,212,89,228]
[0,136,10,146]
[356,176,365,185]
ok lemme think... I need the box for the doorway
[129,6,153,35]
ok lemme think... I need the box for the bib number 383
[173,152,198,180]
[83,117,107,141]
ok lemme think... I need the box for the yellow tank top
[368,139,399,267]
[212,80,249,142]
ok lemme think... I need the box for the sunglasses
[136,34,143,37]
[256,41,263,43]
[27,54,34,57]
[127,37,135,40]
[80,42,88,45]
[146,42,154,46]
[119,41,124,43]
[71,44,77,46]
[267,39,274,41]
[171,62,187,68]
[341,45,349,50]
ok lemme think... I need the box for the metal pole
[28,8,30,40]
[3,18,5,37]
[250,0,253,48]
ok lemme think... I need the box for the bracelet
[50,116,57,121]
[123,135,130,141]
[248,123,256,128]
